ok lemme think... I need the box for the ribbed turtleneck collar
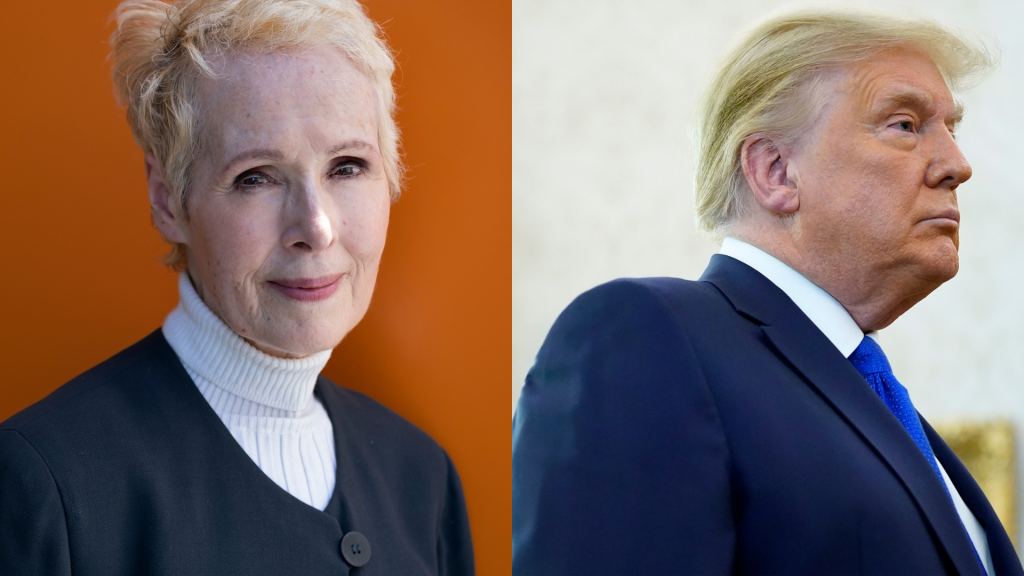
[162,272,332,412]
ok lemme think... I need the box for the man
[512,11,1023,575]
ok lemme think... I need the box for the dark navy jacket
[512,255,1021,575]
[0,330,473,575]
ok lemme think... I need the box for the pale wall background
[513,0,1024,548]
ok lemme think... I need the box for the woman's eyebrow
[221,148,286,177]
[325,139,375,156]
[220,140,376,176]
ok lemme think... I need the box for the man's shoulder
[554,276,736,336]
[579,276,717,305]
[0,330,176,437]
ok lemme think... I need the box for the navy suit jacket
[0,330,473,575]
[512,255,1022,575]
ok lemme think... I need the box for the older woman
[0,0,473,574]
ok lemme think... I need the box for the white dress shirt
[720,237,993,574]
[162,273,337,510]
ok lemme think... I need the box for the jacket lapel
[923,418,1024,576]
[701,255,983,576]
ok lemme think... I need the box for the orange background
[0,0,510,574]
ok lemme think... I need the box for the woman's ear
[144,153,188,244]
[739,135,800,215]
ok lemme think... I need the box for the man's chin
[919,246,959,284]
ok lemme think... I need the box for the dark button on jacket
[341,531,372,567]
[0,331,474,575]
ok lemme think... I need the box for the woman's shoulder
[316,378,455,475]
[1,330,179,436]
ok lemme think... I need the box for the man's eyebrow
[220,140,376,177]
[881,90,964,125]
[882,90,933,111]
[950,101,966,127]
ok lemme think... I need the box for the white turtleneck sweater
[162,273,337,511]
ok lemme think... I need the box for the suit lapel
[923,418,1024,576]
[701,255,983,576]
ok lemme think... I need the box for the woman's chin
[244,338,324,359]
[243,326,349,359]
[231,291,367,357]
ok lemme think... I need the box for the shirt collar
[719,237,865,357]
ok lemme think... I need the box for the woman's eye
[333,163,363,177]
[236,173,268,187]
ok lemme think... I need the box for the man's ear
[144,153,188,244]
[739,135,800,215]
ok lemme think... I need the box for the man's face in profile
[789,47,971,292]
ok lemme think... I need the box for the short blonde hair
[694,9,994,235]
[110,0,402,269]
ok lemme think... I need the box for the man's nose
[926,128,972,189]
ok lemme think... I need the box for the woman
[0,0,473,574]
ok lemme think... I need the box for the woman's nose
[284,180,335,252]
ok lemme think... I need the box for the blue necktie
[849,336,988,575]
[848,336,945,482]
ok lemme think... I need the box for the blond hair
[110,0,402,269]
[694,9,994,235]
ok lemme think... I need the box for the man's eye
[896,121,914,132]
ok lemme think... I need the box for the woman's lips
[268,275,342,302]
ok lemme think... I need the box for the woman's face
[148,45,391,358]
